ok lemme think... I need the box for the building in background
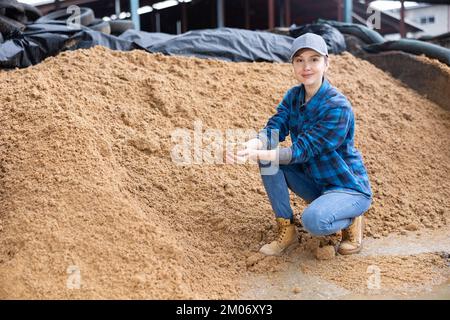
[386,3,450,38]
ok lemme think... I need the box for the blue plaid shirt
[258,78,372,198]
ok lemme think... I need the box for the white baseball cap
[290,33,329,62]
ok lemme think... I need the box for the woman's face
[292,49,329,87]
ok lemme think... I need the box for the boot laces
[345,219,359,242]
[277,227,287,243]
[347,227,356,241]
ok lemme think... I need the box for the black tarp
[125,28,293,63]
[1,26,295,69]
[289,23,347,54]
[118,29,175,49]
[365,39,450,66]
[317,19,385,45]
[1,22,137,68]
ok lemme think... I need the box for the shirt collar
[299,77,330,109]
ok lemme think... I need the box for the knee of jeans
[301,207,329,236]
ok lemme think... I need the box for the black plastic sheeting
[365,39,450,66]
[0,22,136,68]
[1,26,295,69]
[317,19,385,45]
[289,23,347,54]
[119,29,175,49]
[120,28,293,62]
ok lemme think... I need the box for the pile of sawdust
[417,54,450,76]
[0,46,449,298]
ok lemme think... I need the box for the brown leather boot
[319,230,342,251]
[338,216,364,255]
[259,218,297,256]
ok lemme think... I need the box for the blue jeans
[259,162,372,236]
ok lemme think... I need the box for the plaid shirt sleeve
[257,89,292,149]
[289,106,351,164]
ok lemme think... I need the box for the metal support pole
[285,0,291,27]
[279,0,284,27]
[344,0,352,23]
[268,0,275,29]
[400,0,406,38]
[245,0,250,29]
[156,12,160,32]
[130,0,140,31]
[216,0,224,28]
[115,0,121,16]
[181,2,188,33]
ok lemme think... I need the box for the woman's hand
[242,138,264,151]
[226,148,277,164]
[226,137,279,164]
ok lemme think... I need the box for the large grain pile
[0,46,449,299]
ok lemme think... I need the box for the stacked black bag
[0,0,42,40]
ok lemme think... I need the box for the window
[419,16,436,25]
